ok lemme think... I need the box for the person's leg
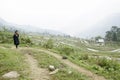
[16,45,18,48]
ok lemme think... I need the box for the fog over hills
[0,14,120,38]
[0,18,7,26]
[79,14,120,38]
[0,18,66,36]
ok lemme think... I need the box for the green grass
[1,30,120,80]
[68,52,120,80]
[51,68,90,80]
[0,48,30,80]
[47,44,120,80]
[0,43,13,48]
[31,35,120,80]
[26,49,92,80]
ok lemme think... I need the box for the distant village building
[96,39,105,46]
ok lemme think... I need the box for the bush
[0,27,33,45]
[79,54,89,60]
[0,31,13,43]
[43,39,54,49]
[57,45,74,55]
[96,58,120,71]
[20,37,33,45]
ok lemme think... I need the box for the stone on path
[49,69,59,75]
[49,65,55,71]
[68,71,72,74]
[62,56,68,59]
[2,71,20,79]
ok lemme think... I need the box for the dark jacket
[13,34,19,45]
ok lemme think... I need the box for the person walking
[13,30,20,48]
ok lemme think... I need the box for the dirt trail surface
[36,49,106,80]
[20,48,50,80]
[11,46,106,80]
[25,53,49,80]
[110,49,120,52]
[87,48,99,52]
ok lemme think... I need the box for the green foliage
[27,49,91,80]
[57,44,75,55]
[0,30,13,43]
[51,68,91,80]
[105,26,120,42]
[92,58,120,79]
[43,39,54,49]
[0,48,30,80]
[28,49,64,68]
[67,51,120,80]
[95,36,103,41]
[96,58,120,71]
[79,54,89,60]
[20,37,33,45]
[0,26,33,45]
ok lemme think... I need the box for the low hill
[0,18,66,36]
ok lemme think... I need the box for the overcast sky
[0,0,120,36]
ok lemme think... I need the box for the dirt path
[25,53,49,80]
[36,49,106,80]
[20,48,50,80]
[12,46,106,80]
[87,48,99,52]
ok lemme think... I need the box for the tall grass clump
[56,44,75,55]
[0,48,30,80]
[20,36,33,45]
[43,39,54,49]
[0,30,13,43]
[0,26,33,46]
[95,58,120,71]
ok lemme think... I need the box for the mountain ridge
[0,18,66,36]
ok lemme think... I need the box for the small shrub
[96,58,120,71]
[57,45,74,55]
[20,37,33,45]
[0,31,13,43]
[43,39,54,49]
[79,54,89,60]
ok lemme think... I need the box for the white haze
[0,0,120,37]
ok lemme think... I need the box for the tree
[112,32,117,41]
[105,26,120,42]
[105,31,112,41]
[117,28,120,41]
[111,26,118,32]
[95,36,103,41]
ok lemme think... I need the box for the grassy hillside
[0,26,120,80]
[0,28,91,79]
[0,27,33,46]
[0,47,30,80]
[0,45,92,80]
[29,34,120,80]
[22,49,92,80]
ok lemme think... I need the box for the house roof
[97,39,104,43]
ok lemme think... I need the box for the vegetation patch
[27,49,91,80]
[68,52,120,80]
[0,48,30,80]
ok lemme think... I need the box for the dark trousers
[16,45,18,48]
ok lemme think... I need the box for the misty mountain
[0,18,65,36]
[80,14,120,38]
[0,18,8,26]
[0,18,17,31]
[1,13,120,38]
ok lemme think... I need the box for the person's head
[15,30,18,34]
